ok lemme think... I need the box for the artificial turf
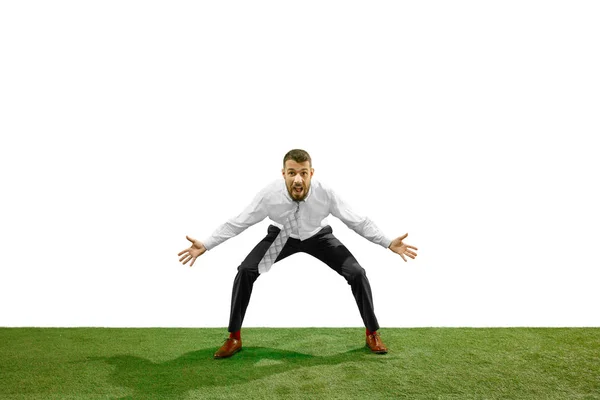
[0,328,598,399]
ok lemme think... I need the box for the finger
[407,245,418,250]
[406,250,417,257]
[400,253,407,262]
[179,254,189,262]
[186,235,196,244]
[178,249,189,257]
[182,255,191,265]
[398,233,408,240]
[190,257,196,267]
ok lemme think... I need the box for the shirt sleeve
[329,187,392,249]
[202,188,269,251]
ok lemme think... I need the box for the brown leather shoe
[214,338,242,359]
[366,332,388,354]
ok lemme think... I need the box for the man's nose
[294,175,303,184]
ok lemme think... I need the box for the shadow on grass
[91,346,381,399]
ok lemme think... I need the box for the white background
[1,1,599,328]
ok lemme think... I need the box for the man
[178,149,418,359]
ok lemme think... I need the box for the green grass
[0,328,599,399]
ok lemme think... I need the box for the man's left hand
[388,233,418,262]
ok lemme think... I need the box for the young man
[178,149,418,358]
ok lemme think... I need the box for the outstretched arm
[328,187,391,248]
[388,233,418,262]
[178,236,207,267]
[198,184,270,251]
[178,184,270,267]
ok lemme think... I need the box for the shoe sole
[371,349,388,354]
[214,347,242,359]
[366,344,388,354]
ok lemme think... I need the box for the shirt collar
[303,184,313,202]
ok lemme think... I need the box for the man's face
[282,160,314,201]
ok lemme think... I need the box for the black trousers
[228,225,380,332]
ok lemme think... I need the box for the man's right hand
[178,236,207,267]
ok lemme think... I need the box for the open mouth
[292,186,304,195]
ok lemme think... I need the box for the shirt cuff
[381,237,393,249]
[202,237,216,251]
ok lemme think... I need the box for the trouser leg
[302,226,380,332]
[227,225,298,332]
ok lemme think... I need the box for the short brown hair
[283,149,312,168]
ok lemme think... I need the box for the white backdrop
[1,1,599,328]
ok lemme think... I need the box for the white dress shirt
[202,178,392,251]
